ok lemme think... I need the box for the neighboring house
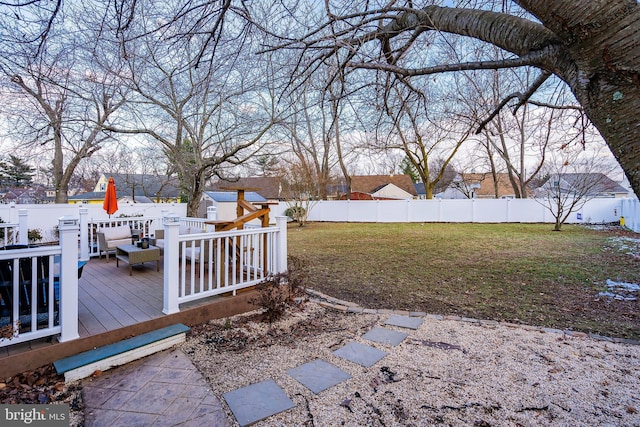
[69,173,181,204]
[210,177,284,201]
[437,173,524,199]
[340,175,418,200]
[536,173,630,198]
[200,191,268,220]
[0,186,49,204]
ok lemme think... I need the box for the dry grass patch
[288,222,640,339]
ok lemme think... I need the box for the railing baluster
[216,237,222,290]
[171,225,284,306]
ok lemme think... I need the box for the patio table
[115,244,160,276]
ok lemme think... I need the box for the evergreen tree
[400,156,419,182]
[0,155,35,187]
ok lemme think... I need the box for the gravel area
[180,301,640,426]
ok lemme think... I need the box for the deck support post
[162,215,181,314]
[59,216,80,342]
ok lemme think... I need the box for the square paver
[287,359,351,394]
[385,315,424,330]
[223,380,294,427]
[362,327,408,346]
[333,342,387,367]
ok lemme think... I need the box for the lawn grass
[287,222,640,339]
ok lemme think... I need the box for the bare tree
[375,81,470,199]
[282,78,336,200]
[273,0,640,199]
[279,160,319,227]
[535,143,621,231]
[0,0,62,61]
[103,0,280,216]
[0,2,126,202]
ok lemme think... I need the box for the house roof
[204,191,267,203]
[1,186,48,203]
[547,173,629,196]
[98,173,181,199]
[210,177,282,200]
[351,175,418,196]
[456,173,522,198]
[68,191,106,201]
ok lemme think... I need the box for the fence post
[18,209,28,245]
[79,207,89,261]
[58,216,80,342]
[162,214,181,314]
[275,216,288,274]
[471,199,476,223]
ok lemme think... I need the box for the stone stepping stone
[363,327,408,346]
[333,342,387,367]
[385,314,424,330]
[287,359,351,394]
[222,379,294,427]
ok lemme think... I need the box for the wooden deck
[0,256,261,378]
[78,255,165,337]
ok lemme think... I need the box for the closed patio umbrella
[103,177,118,217]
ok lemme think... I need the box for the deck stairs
[53,323,190,382]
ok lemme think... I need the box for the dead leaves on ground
[0,364,65,404]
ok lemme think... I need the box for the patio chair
[97,226,139,261]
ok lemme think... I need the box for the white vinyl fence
[272,198,640,232]
[1,198,638,240]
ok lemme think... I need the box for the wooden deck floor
[0,256,260,377]
[78,256,165,337]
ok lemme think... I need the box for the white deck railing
[162,215,288,314]
[0,209,289,348]
[0,223,20,247]
[0,217,79,347]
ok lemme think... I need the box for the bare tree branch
[348,49,551,77]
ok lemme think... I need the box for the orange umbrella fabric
[103,177,118,216]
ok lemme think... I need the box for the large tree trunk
[516,0,640,199]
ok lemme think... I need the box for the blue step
[54,323,190,381]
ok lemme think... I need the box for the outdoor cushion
[101,225,131,241]
[179,225,206,235]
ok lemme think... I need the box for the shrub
[284,206,306,222]
[249,273,289,323]
[28,228,43,243]
[248,256,309,323]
